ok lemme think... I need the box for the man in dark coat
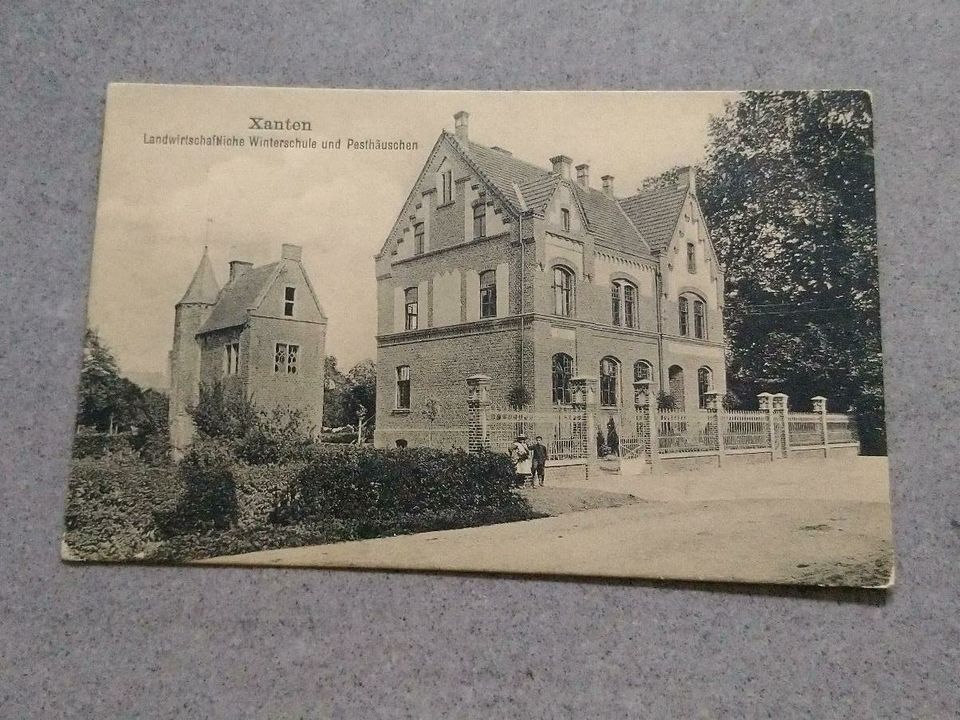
[530,436,548,487]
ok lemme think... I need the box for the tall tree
[322,355,352,428]
[347,360,377,434]
[698,91,884,452]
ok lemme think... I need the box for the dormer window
[441,169,453,204]
[473,203,486,239]
[561,208,571,232]
[284,287,295,316]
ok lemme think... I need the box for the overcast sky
[88,85,739,385]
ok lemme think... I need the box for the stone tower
[168,247,220,459]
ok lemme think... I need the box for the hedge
[271,446,532,532]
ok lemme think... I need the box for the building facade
[374,111,726,449]
[169,243,327,457]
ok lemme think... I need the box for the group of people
[509,433,548,488]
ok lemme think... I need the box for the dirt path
[202,457,893,587]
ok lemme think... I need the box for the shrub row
[271,446,526,526]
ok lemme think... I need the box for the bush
[64,448,180,560]
[72,429,133,459]
[155,440,238,536]
[271,447,531,535]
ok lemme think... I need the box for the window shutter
[465,270,480,322]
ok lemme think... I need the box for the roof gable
[618,185,689,253]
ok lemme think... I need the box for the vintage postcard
[63,84,892,587]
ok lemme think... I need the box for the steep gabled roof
[572,183,651,256]
[449,135,550,214]
[618,184,689,253]
[198,262,279,334]
[178,248,221,305]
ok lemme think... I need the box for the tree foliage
[697,91,884,452]
[323,356,377,433]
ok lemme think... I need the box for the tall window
[479,270,497,318]
[473,203,486,239]
[284,286,295,317]
[404,287,419,330]
[687,242,696,273]
[414,223,425,255]
[552,353,573,404]
[611,280,637,328]
[441,169,452,204]
[561,208,571,231]
[697,366,713,408]
[396,366,411,409]
[693,299,706,339]
[224,342,240,375]
[633,359,652,382]
[274,343,299,374]
[600,357,620,407]
[679,293,706,339]
[553,266,574,317]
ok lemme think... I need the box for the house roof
[198,262,279,334]
[177,248,221,305]
[450,134,652,255]
[618,184,689,253]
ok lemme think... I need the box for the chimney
[454,111,469,141]
[601,174,615,196]
[228,260,253,282]
[550,155,573,180]
[281,243,302,262]
[575,163,590,187]
[677,165,697,194]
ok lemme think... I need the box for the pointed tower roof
[177,247,221,305]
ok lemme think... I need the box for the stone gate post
[773,392,790,457]
[570,376,599,462]
[704,389,724,466]
[633,378,658,472]
[466,374,492,453]
[757,392,775,461]
[812,395,828,457]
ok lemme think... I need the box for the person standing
[530,435,548,487]
[510,433,532,487]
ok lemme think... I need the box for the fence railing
[486,406,588,460]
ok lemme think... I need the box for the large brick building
[374,112,726,449]
[169,243,327,457]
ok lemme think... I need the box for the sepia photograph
[63,85,892,587]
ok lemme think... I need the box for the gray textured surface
[1,1,958,717]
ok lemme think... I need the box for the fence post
[757,392,775,461]
[812,395,828,457]
[633,378,658,473]
[570,376,599,464]
[773,392,790,457]
[466,374,492,453]
[705,390,724,466]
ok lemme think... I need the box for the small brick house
[374,111,727,449]
[168,243,327,457]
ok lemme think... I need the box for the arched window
[552,353,574,405]
[693,299,706,339]
[697,366,713,409]
[553,266,575,317]
[479,270,497,318]
[611,280,637,328]
[600,356,620,407]
[404,287,419,330]
[679,293,707,339]
[633,359,652,382]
